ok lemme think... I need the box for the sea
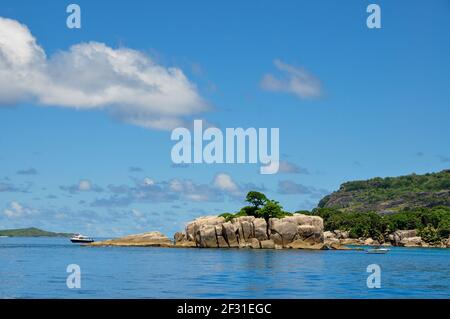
[0,237,449,298]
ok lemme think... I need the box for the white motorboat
[366,247,390,254]
[70,234,94,243]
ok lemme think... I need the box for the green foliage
[384,211,423,231]
[219,209,253,222]
[294,210,311,215]
[339,170,450,193]
[245,191,268,208]
[312,206,450,240]
[255,200,284,221]
[419,225,441,244]
[318,170,450,212]
[220,192,291,222]
[239,205,258,217]
[438,219,450,238]
[218,213,235,222]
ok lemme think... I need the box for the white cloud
[142,177,155,186]
[185,193,211,202]
[2,201,37,218]
[92,173,252,206]
[0,17,207,130]
[169,179,184,192]
[60,179,102,194]
[78,180,92,191]
[168,179,221,202]
[260,59,322,99]
[213,173,239,193]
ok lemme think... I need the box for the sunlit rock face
[175,214,325,250]
[91,231,173,247]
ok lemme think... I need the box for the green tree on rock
[257,200,284,221]
[245,191,268,209]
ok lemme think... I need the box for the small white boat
[366,247,390,254]
[70,234,94,243]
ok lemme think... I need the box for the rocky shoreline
[90,213,450,250]
[324,229,450,248]
[90,231,173,247]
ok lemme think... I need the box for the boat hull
[366,249,389,254]
[70,238,94,243]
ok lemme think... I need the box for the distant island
[0,227,74,237]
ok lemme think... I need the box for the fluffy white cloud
[261,59,322,99]
[0,17,207,130]
[213,173,239,193]
[78,180,92,191]
[2,201,37,218]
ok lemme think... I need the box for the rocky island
[173,213,335,249]
[91,213,348,250]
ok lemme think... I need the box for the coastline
[89,214,450,250]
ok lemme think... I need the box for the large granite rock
[90,231,173,247]
[173,232,196,247]
[286,239,325,250]
[186,215,225,242]
[324,231,335,239]
[198,224,218,248]
[233,216,255,242]
[400,236,424,247]
[175,213,324,249]
[222,222,239,248]
[249,238,261,249]
[260,239,275,249]
[389,229,418,246]
[253,218,268,241]
[269,215,323,246]
[333,230,349,239]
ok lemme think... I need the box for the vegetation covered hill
[318,169,450,214]
[0,227,73,237]
[309,170,450,242]
[307,206,450,242]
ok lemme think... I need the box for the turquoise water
[0,237,449,298]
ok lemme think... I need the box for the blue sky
[0,0,449,237]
